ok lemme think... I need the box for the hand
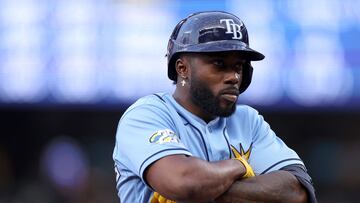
[231,146,255,178]
[150,192,176,203]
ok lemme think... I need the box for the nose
[224,70,241,86]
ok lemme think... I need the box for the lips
[222,94,238,102]
[221,88,239,103]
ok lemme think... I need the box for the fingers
[151,192,160,203]
[151,192,176,203]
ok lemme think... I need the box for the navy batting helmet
[167,11,265,94]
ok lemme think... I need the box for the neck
[173,87,215,123]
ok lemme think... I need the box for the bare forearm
[146,155,246,202]
[216,170,307,203]
[180,159,244,201]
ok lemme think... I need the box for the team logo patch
[149,129,180,144]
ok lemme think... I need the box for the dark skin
[145,51,307,203]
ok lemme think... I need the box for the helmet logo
[220,19,243,40]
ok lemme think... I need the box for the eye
[212,60,224,67]
[234,63,243,73]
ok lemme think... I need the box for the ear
[175,57,189,79]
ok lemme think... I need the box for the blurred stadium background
[0,0,359,202]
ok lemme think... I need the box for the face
[186,51,245,117]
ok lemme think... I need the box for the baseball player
[113,11,317,203]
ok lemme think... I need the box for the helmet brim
[178,40,265,61]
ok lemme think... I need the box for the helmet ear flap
[167,51,179,81]
[239,62,253,94]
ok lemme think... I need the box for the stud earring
[235,73,240,80]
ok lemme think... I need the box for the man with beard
[113,11,316,203]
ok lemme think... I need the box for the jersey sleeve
[113,98,192,185]
[246,107,304,175]
[280,164,318,203]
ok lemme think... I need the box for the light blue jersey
[113,93,304,203]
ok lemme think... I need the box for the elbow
[289,193,307,203]
[276,188,307,203]
[294,188,308,203]
[286,184,308,203]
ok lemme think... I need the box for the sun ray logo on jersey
[149,129,180,144]
[231,142,253,161]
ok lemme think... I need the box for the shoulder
[120,93,170,121]
[127,93,168,110]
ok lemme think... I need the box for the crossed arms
[145,154,309,203]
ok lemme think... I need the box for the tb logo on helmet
[220,19,243,40]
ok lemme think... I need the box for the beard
[190,77,236,117]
